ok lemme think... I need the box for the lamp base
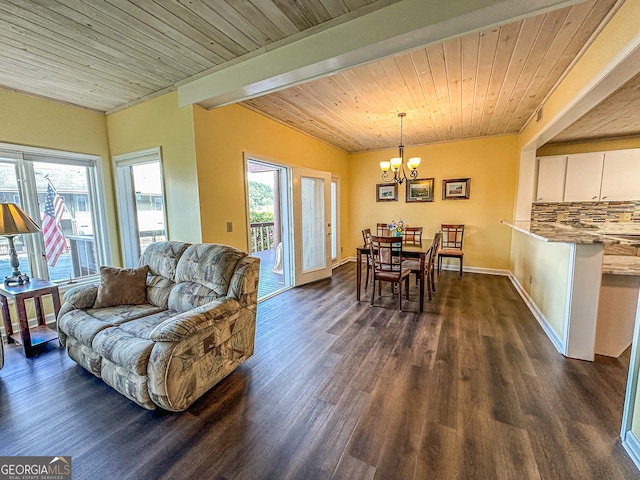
[4,272,30,286]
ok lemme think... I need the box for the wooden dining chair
[370,235,411,311]
[438,224,464,277]
[400,226,423,285]
[362,228,372,291]
[402,226,423,244]
[376,223,390,236]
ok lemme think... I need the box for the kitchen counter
[502,220,624,245]
[503,221,640,275]
[505,220,640,361]
[603,255,640,276]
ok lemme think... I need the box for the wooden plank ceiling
[0,0,630,152]
[546,72,640,144]
[0,0,391,111]
[242,0,621,152]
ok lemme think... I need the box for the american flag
[42,182,67,267]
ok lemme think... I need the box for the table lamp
[0,203,41,286]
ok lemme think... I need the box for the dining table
[355,238,432,312]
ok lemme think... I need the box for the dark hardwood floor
[0,263,638,480]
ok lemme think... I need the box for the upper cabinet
[536,148,640,203]
[563,153,604,202]
[600,149,640,201]
[536,155,566,202]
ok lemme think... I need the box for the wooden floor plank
[0,265,638,480]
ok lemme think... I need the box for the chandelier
[379,112,421,184]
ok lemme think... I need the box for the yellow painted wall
[349,135,519,270]
[0,88,115,330]
[106,92,202,245]
[0,88,118,263]
[510,230,571,339]
[193,103,351,255]
[537,136,640,156]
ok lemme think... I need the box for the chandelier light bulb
[390,157,402,170]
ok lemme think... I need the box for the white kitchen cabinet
[599,149,640,200]
[536,156,566,202]
[563,152,604,202]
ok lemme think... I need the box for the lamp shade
[0,203,41,235]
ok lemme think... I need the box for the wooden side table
[0,279,62,358]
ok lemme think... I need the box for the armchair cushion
[94,265,149,308]
[64,284,98,310]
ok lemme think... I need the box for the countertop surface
[503,221,640,275]
[602,255,640,276]
[502,221,640,245]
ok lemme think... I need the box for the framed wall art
[406,178,434,203]
[376,183,398,202]
[442,178,470,200]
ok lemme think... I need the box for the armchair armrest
[63,284,98,310]
[149,297,241,342]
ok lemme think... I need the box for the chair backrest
[403,226,423,245]
[424,232,442,271]
[430,232,442,265]
[441,224,464,249]
[376,223,391,236]
[370,235,403,273]
[362,228,371,246]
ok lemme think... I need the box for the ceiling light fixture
[379,112,421,184]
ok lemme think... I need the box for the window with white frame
[114,148,167,268]
[0,143,110,283]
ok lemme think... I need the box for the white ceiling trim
[178,0,585,109]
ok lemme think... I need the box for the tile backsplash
[531,200,640,223]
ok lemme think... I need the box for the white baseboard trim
[508,273,565,355]
[438,264,510,276]
[623,431,640,471]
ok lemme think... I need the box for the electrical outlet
[529,275,533,284]
[226,222,233,232]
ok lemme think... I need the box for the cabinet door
[600,149,640,201]
[564,153,604,202]
[536,156,566,202]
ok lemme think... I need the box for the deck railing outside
[250,222,275,252]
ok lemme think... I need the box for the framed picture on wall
[442,178,470,200]
[406,178,434,203]
[376,183,398,202]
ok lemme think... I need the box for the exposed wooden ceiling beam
[178,0,586,109]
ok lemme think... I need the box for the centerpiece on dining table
[388,219,406,236]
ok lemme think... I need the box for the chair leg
[364,264,370,291]
[405,277,409,300]
[431,268,436,293]
[459,258,463,278]
[370,277,375,306]
[437,256,441,274]
[398,280,402,311]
